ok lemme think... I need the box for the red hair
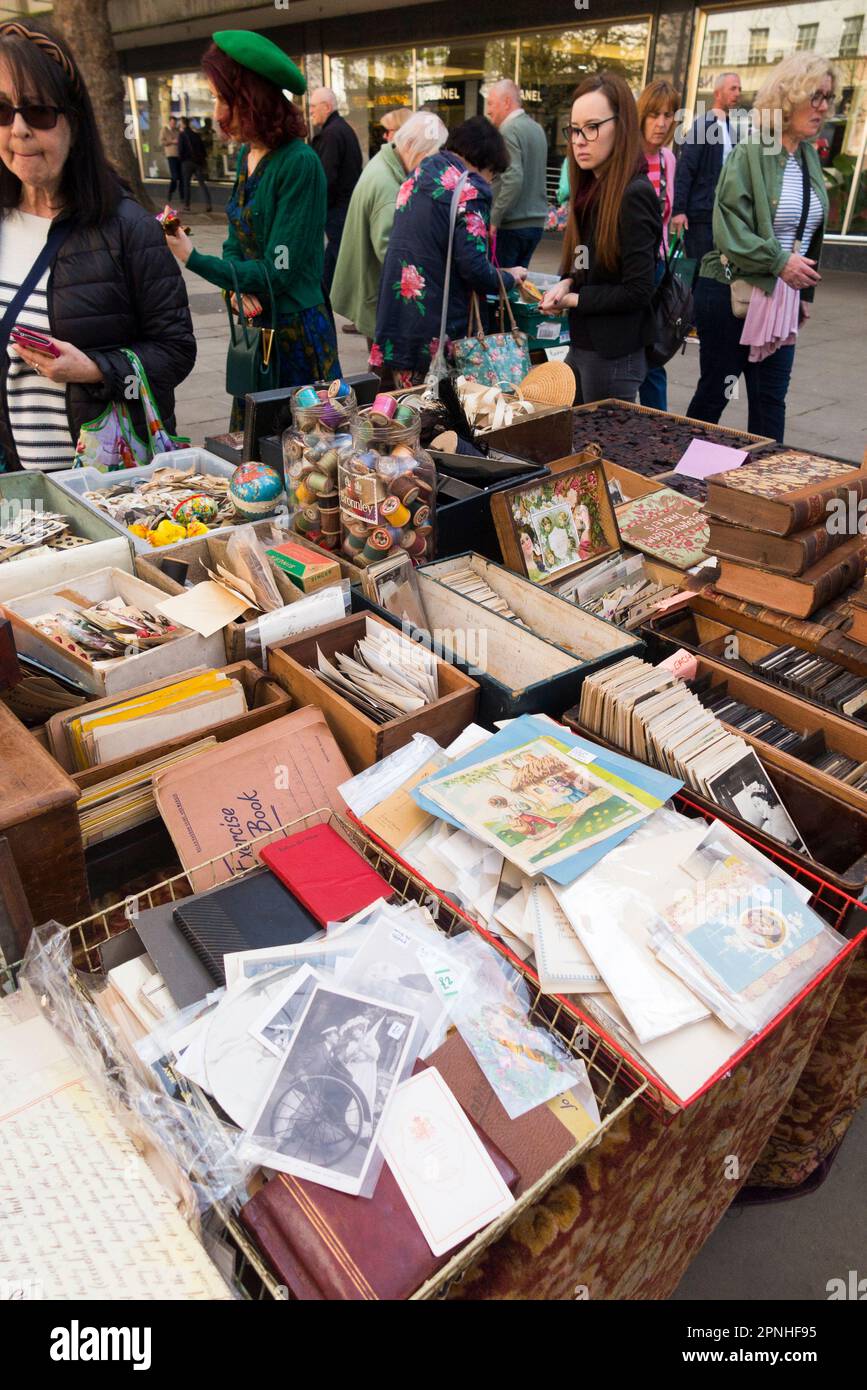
[560,71,644,276]
[201,42,306,147]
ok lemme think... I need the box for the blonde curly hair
[752,52,838,133]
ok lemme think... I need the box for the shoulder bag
[723,153,812,318]
[451,274,531,391]
[74,349,190,471]
[224,260,279,398]
[646,228,695,368]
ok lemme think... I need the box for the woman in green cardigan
[686,52,834,442]
[166,31,339,428]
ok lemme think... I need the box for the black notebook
[172,869,320,985]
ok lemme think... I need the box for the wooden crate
[267,611,479,773]
[44,660,292,786]
[0,702,90,941]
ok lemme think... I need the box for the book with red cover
[260,823,393,926]
[239,1070,519,1300]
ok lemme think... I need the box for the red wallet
[260,823,392,926]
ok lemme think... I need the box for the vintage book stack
[704,451,867,619]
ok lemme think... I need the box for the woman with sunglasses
[0,21,194,471]
[686,54,834,441]
[539,72,662,405]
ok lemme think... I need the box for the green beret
[212,30,306,96]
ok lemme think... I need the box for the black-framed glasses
[561,116,617,142]
[810,90,836,109]
[0,101,66,130]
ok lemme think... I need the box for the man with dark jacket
[178,117,213,213]
[671,72,741,263]
[310,88,363,293]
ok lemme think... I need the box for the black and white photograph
[245,984,419,1194]
[706,751,809,854]
[248,964,320,1057]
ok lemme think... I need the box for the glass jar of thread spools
[339,399,436,567]
[282,380,357,551]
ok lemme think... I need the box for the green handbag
[224,260,280,398]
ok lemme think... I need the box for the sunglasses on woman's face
[0,102,66,130]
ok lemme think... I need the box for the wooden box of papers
[136,523,322,663]
[356,562,640,725]
[561,710,867,897]
[490,459,622,588]
[45,661,291,782]
[690,588,867,677]
[420,551,639,665]
[268,612,479,773]
[0,567,225,696]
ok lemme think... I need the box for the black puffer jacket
[0,191,196,470]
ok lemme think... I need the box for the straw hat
[519,360,576,409]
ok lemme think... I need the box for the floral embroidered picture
[464,208,488,252]
[508,471,610,581]
[394,261,426,315]
[395,170,420,211]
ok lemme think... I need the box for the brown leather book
[706,516,850,577]
[239,1083,519,1301]
[424,1032,583,1196]
[716,536,867,619]
[706,451,867,536]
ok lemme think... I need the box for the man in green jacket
[485,79,549,270]
[331,110,448,343]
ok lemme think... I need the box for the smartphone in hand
[10,326,62,357]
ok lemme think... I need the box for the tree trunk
[52,0,154,210]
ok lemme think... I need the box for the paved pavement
[176,220,866,462]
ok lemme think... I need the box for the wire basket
[4,808,641,1302]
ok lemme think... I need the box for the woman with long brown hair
[540,72,661,404]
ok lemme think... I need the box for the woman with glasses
[0,21,194,471]
[687,54,834,441]
[539,72,662,405]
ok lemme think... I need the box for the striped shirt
[0,209,73,470]
[773,154,823,254]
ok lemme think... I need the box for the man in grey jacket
[485,79,549,270]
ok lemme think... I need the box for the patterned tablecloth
[449,951,856,1300]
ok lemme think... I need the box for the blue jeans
[639,258,668,410]
[495,226,543,271]
[686,276,795,441]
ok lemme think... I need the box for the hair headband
[0,22,80,93]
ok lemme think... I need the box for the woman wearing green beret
[166,30,340,428]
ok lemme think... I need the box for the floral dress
[369,150,514,386]
[227,151,340,429]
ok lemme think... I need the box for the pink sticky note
[675,439,747,479]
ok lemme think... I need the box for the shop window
[329,49,414,161]
[416,36,517,137]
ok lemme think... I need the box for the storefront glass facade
[328,21,650,189]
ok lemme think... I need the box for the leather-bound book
[706,516,851,577]
[716,536,867,619]
[240,1111,518,1301]
[706,451,867,536]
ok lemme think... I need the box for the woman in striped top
[637,78,679,411]
[686,53,833,441]
[0,22,194,471]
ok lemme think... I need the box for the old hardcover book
[705,451,867,536]
[615,488,710,570]
[240,1116,518,1300]
[716,536,867,619]
[706,516,851,577]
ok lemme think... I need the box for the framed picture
[490,461,621,586]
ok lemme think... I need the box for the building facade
[23,0,867,259]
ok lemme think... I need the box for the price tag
[545,345,570,362]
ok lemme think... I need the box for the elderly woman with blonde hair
[380,107,412,142]
[687,52,834,441]
[331,109,448,346]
